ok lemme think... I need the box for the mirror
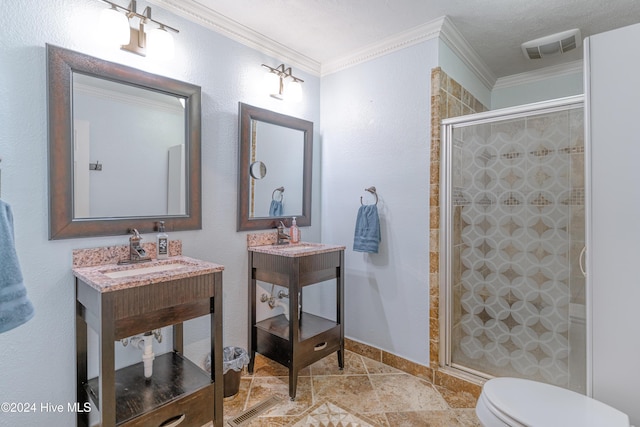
[47,44,202,239]
[237,103,312,231]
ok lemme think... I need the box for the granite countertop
[248,242,346,258]
[72,255,224,293]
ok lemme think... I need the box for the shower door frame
[438,95,589,389]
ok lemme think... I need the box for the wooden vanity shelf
[73,256,224,427]
[84,352,213,426]
[248,244,345,400]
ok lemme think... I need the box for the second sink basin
[102,263,186,279]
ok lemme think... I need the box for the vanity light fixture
[97,0,179,60]
[261,63,304,102]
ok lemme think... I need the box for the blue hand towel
[353,204,381,253]
[0,200,34,334]
[269,200,283,217]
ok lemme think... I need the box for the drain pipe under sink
[130,332,155,378]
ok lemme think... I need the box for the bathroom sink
[73,255,224,292]
[102,263,186,279]
[249,242,345,258]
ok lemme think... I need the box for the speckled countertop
[248,242,345,257]
[72,256,224,293]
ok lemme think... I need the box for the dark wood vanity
[73,254,224,427]
[248,243,345,400]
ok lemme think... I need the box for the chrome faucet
[276,221,290,245]
[119,229,152,264]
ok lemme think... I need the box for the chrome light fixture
[261,63,304,102]
[98,0,179,60]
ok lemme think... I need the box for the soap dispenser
[289,217,300,244]
[156,221,169,259]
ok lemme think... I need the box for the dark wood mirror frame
[47,44,202,239]
[237,103,313,231]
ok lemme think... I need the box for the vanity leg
[75,299,89,427]
[248,350,256,374]
[337,253,345,370]
[98,294,116,427]
[248,253,256,374]
[212,273,224,427]
[289,260,301,401]
[173,323,183,354]
[289,367,299,401]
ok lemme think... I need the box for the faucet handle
[129,229,143,247]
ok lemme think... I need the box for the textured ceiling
[186,0,640,79]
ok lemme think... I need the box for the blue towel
[0,200,34,334]
[353,204,381,253]
[269,200,283,217]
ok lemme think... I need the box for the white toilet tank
[476,377,630,427]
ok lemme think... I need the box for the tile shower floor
[222,351,481,426]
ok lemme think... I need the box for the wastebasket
[206,347,250,399]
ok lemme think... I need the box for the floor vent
[227,395,283,426]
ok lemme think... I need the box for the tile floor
[223,351,482,426]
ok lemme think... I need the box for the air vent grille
[526,47,542,60]
[561,36,577,52]
[228,395,283,426]
[521,29,581,60]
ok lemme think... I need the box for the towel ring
[272,186,285,202]
[360,186,378,206]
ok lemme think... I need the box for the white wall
[320,42,436,365]
[438,41,492,108]
[0,1,320,425]
[587,22,640,425]
[492,67,583,109]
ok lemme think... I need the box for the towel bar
[272,186,284,201]
[360,186,378,206]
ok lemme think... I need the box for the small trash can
[206,347,250,399]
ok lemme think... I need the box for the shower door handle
[579,246,587,277]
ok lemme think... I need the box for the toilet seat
[476,377,630,427]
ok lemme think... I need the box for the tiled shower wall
[428,68,486,393]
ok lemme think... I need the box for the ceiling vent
[521,29,581,60]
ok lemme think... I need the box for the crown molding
[493,59,584,89]
[320,18,444,76]
[146,1,497,85]
[146,0,322,76]
[438,16,496,91]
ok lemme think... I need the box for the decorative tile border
[345,337,482,400]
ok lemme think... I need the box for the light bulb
[147,27,174,60]
[287,80,303,103]
[263,71,280,97]
[99,7,130,47]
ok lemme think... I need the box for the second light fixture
[262,63,304,102]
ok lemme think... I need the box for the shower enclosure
[440,96,586,393]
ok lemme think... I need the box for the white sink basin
[102,263,185,279]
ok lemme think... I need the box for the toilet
[476,377,630,427]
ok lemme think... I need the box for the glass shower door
[442,98,586,393]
